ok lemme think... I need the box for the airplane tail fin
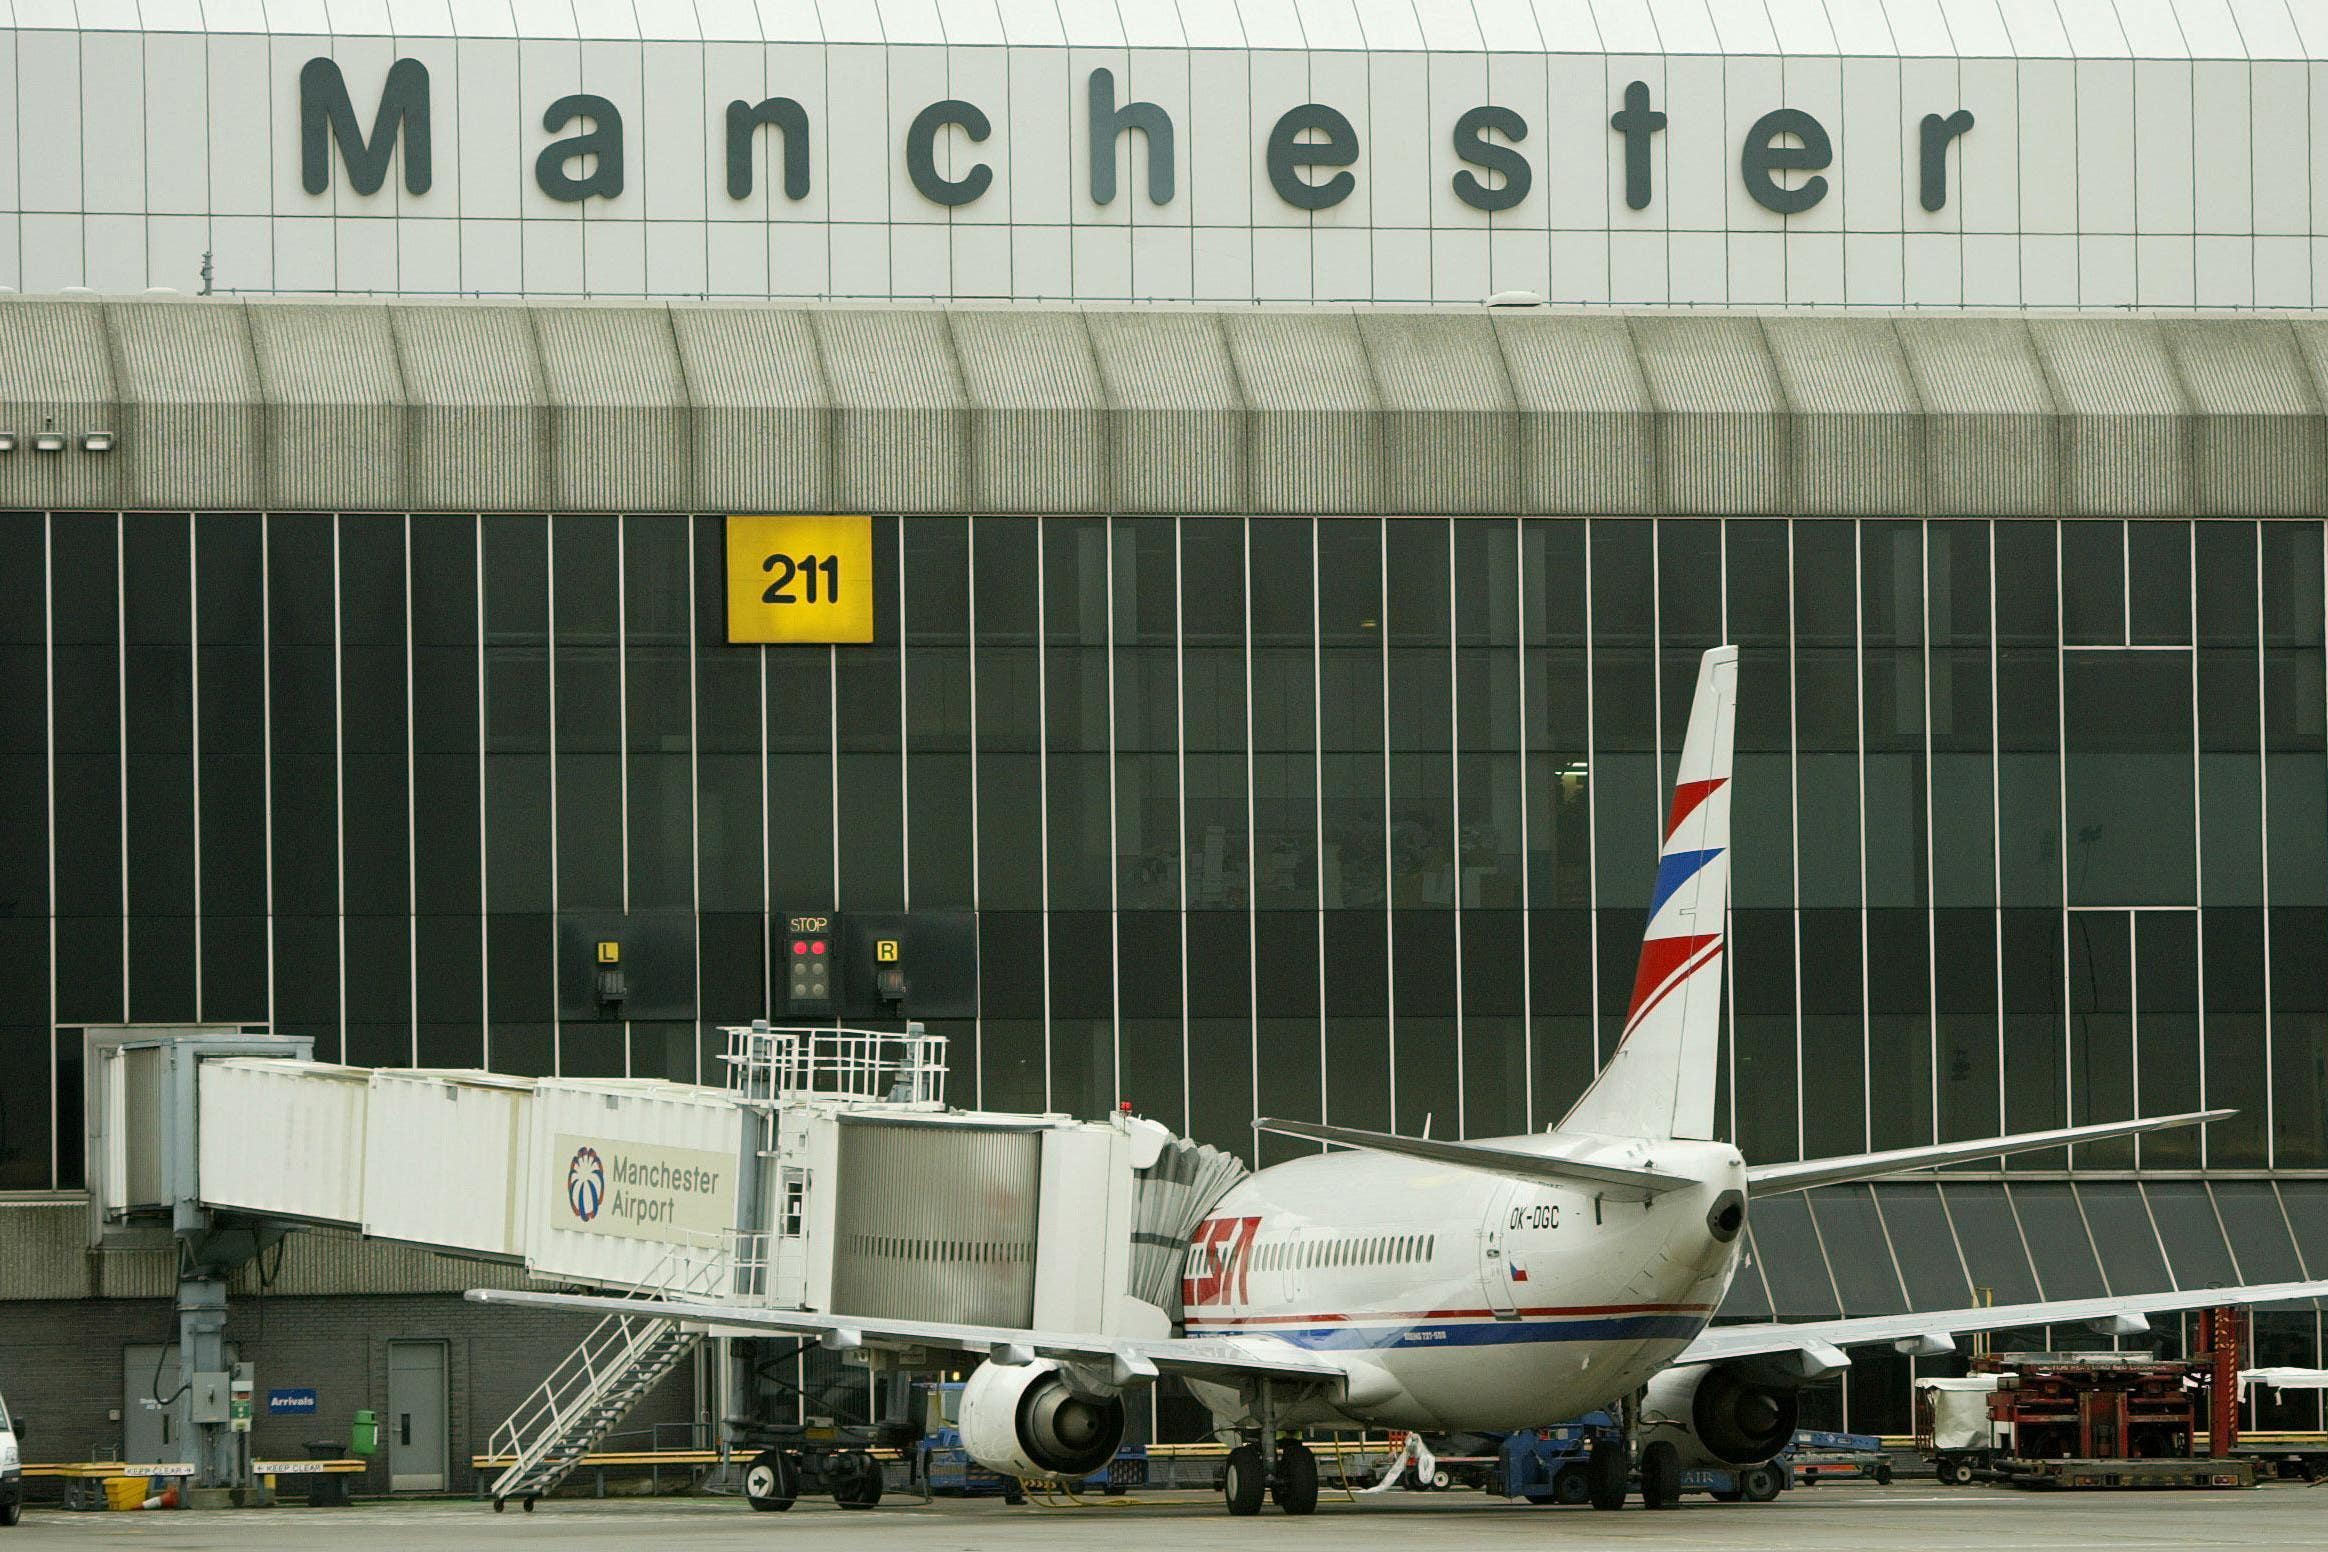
[1558,645,1737,1143]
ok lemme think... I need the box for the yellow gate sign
[726,515,874,643]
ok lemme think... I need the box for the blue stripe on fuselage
[1183,1315,1705,1351]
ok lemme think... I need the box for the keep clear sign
[555,1133,736,1244]
[726,515,874,644]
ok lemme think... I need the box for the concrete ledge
[6,298,2328,517]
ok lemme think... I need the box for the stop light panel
[784,919,836,1015]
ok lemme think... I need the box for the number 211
[762,553,841,604]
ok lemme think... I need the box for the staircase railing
[485,1238,732,1504]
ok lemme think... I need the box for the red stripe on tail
[1625,932,1722,1024]
[1666,777,1728,840]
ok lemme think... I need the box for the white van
[0,1389,20,1525]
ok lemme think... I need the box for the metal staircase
[486,1246,728,1510]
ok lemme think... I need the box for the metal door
[1480,1184,1521,1319]
[123,1343,238,1464]
[387,1341,448,1491]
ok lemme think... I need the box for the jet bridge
[80,1023,1246,1500]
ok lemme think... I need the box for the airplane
[473,645,2328,1516]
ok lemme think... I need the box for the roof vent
[1485,289,1546,309]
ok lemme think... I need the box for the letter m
[302,56,432,196]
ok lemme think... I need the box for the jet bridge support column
[83,1028,314,1497]
[175,1276,236,1489]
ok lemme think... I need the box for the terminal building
[2,0,2326,1485]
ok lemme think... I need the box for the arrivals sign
[725,516,875,645]
[299,57,1978,222]
[554,1133,735,1244]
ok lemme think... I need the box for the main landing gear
[1222,1438,1317,1516]
[1222,1385,1319,1516]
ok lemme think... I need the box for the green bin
[351,1409,379,1457]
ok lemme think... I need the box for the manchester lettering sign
[554,1132,735,1245]
[299,56,1978,221]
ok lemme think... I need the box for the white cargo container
[196,1059,368,1227]
[361,1070,536,1259]
[523,1079,752,1291]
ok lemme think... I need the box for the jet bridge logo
[566,1146,607,1223]
[551,1133,737,1245]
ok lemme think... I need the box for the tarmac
[12,1482,2326,1551]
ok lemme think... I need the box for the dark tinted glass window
[1807,1186,1908,1314]
[2128,522,2190,644]
[2060,521,2125,644]
[2143,1181,2237,1288]
[1748,1191,1840,1319]
[1999,909,2066,1155]
[2010,1182,2106,1300]
[2066,911,2133,1165]
[1940,1182,2041,1305]
[1874,1183,1974,1311]
[2075,1181,2171,1294]
[2211,1182,2306,1283]
[2063,653,2194,905]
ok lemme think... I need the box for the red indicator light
[793,941,808,955]
[811,940,826,955]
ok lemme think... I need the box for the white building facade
[5,0,2328,307]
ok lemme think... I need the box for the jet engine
[957,1359,1127,1480]
[1638,1362,1799,1469]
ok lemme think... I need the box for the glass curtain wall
[2,514,2324,1183]
[1,509,2323,1430]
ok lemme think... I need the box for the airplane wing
[465,1287,1346,1386]
[1675,1280,2328,1378]
[1745,1110,2232,1195]
[1255,1117,1696,1199]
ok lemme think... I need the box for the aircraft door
[1479,1183,1522,1319]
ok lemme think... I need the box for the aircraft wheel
[1639,1441,1682,1510]
[1552,1462,1593,1505]
[1587,1437,1628,1511]
[1739,1464,1784,1502]
[1272,1443,1319,1515]
[1222,1444,1266,1516]
[744,1447,797,1511]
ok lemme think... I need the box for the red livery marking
[1623,936,1725,1037]
[1665,777,1727,839]
[1182,1215,1262,1308]
[1624,932,1722,1025]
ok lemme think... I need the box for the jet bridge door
[828,1120,1043,1328]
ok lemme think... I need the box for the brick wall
[0,1293,699,1495]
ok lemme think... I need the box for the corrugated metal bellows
[828,1118,1043,1329]
[1129,1138,1250,1322]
